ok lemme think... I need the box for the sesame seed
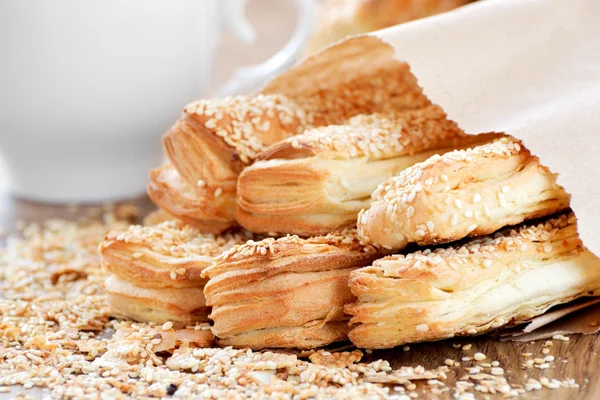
[472,194,481,203]
[162,321,173,331]
[426,221,435,232]
[416,324,429,332]
[474,353,486,361]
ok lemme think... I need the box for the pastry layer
[358,136,570,250]
[203,229,382,348]
[100,220,250,289]
[346,213,600,349]
[105,275,210,325]
[147,164,237,233]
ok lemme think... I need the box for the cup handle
[217,0,316,97]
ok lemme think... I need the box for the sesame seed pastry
[236,108,498,236]
[104,275,210,326]
[152,52,429,233]
[358,136,571,250]
[99,220,252,324]
[202,229,384,349]
[346,213,600,349]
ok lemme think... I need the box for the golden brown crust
[358,136,571,250]
[203,230,383,348]
[305,0,472,55]
[147,164,237,233]
[105,276,210,325]
[346,213,600,349]
[99,220,251,289]
[265,59,430,127]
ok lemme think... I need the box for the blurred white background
[0,0,297,200]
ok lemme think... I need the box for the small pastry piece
[105,275,209,325]
[304,0,473,55]
[147,164,236,233]
[237,107,495,236]
[203,229,382,349]
[346,213,600,349]
[358,136,570,250]
[100,220,251,324]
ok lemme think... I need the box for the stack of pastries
[99,220,250,326]
[100,53,600,350]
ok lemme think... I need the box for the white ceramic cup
[0,0,314,202]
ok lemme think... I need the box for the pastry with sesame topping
[147,164,237,233]
[346,213,600,349]
[99,220,251,324]
[236,108,496,236]
[358,135,570,250]
[202,229,383,349]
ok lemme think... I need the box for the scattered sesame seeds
[473,353,486,361]
[162,321,173,331]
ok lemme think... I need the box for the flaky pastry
[358,136,570,250]
[100,221,251,324]
[237,109,499,236]
[147,164,236,233]
[202,229,383,349]
[151,50,430,232]
[105,275,209,325]
[346,213,600,349]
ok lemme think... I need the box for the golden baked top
[183,94,308,164]
[259,105,464,161]
[100,221,252,288]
